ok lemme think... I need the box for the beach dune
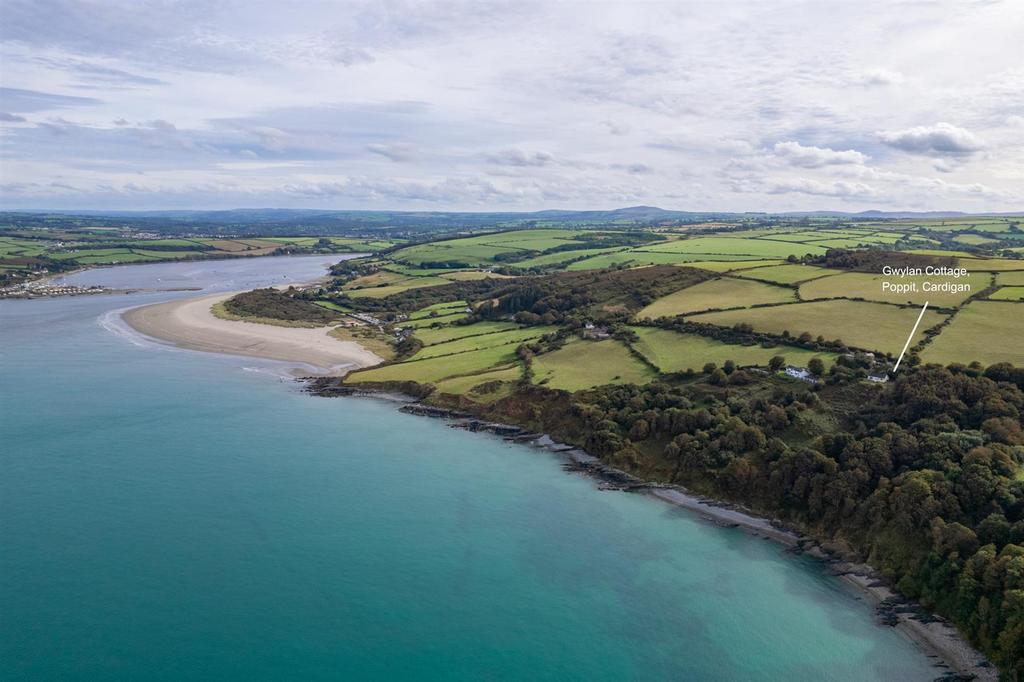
[123,292,383,375]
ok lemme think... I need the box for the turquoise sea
[1,256,942,680]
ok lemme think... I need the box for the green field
[957,258,1024,272]
[348,344,516,384]
[314,300,352,313]
[390,229,588,266]
[630,327,834,372]
[922,301,1024,366]
[411,326,554,360]
[639,236,828,258]
[413,321,520,346]
[733,264,835,284]
[344,276,452,298]
[438,271,515,281]
[532,339,656,391]
[689,260,784,273]
[637,278,795,319]
[799,271,984,306]
[754,231,847,242]
[953,234,998,246]
[402,311,470,329]
[510,247,624,268]
[909,249,977,258]
[0,238,48,256]
[261,236,398,250]
[385,264,466,277]
[408,301,468,319]
[689,300,947,355]
[68,251,160,264]
[996,271,1024,286]
[132,249,209,259]
[565,251,760,271]
[433,365,523,398]
[989,286,1024,301]
[343,271,411,289]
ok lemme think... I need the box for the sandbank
[123,292,382,376]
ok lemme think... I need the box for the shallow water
[1,257,941,680]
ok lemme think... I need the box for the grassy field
[438,271,515,281]
[637,277,795,319]
[433,365,523,399]
[261,236,398,250]
[390,229,588,266]
[957,258,1024,272]
[343,276,452,298]
[754,231,850,242]
[953,234,999,246]
[808,238,891,249]
[989,286,1024,301]
[510,247,624,268]
[639,236,828,258]
[630,327,834,372]
[565,251,760,271]
[314,300,352,313]
[402,311,469,329]
[997,271,1024,286]
[689,260,784,273]
[408,301,467,319]
[385,264,467,277]
[799,271,984,306]
[532,339,656,391]
[342,271,409,289]
[733,264,835,284]
[347,344,517,384]
[411,326,554,360]
[413,321,519,346]
[922,301,1024,366]
[689,300,947,355]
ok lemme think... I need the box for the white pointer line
[893,301,929,374]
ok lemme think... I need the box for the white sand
[122,292,383,376]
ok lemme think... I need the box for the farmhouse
[581,322,611,340]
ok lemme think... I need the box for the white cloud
[485,148,555,167]
[878,122,984,156]
[772,141,867,168]
[599,120,630,136]
[1,0,1022,211]
[366,142,417,162]
[765,178,878,199]
[856,68,905,87]
[611,162,654,175]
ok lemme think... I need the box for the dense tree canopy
[484,365,1024,674]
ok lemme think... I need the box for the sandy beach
[123,292,383,376]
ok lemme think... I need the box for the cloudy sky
[1,0,1022,212]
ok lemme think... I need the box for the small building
[867,374,889,383]
[784,366,815,382]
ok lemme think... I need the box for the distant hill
[0,206,735,237]
[782,210,1022,219]
[2,206,1019,238]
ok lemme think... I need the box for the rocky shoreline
[304,380,997,681]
